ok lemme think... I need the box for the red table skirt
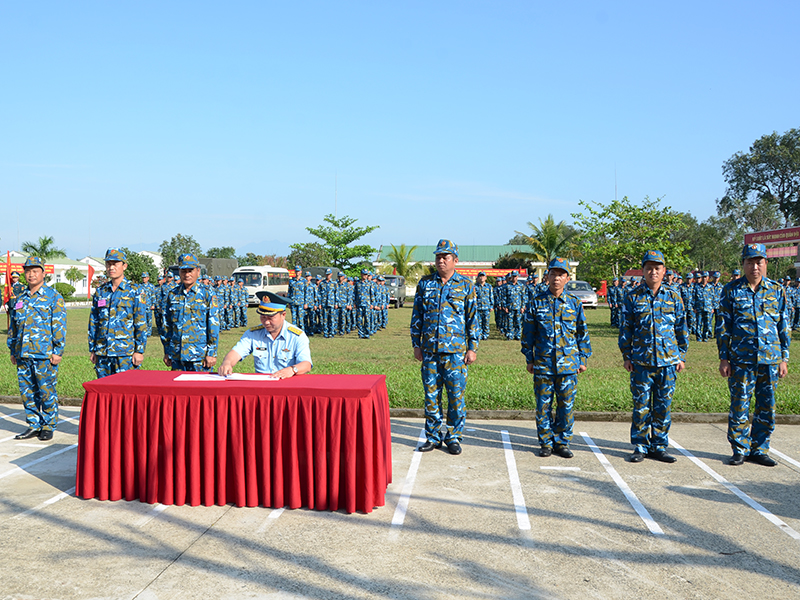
[75,371,392,513]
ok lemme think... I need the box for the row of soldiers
[287,266,390,339]
[473,270,550,341]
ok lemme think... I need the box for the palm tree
[383,244,425,282]
[514,215,578,263]
[21,235,67,259]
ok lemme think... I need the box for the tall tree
[300,214,379,275]
[21,235,67,259]
[158,234,202,270]
[383,244,425,282]
[514,214,578,263]
[719,128,800,226]
[237,253,262,267]
[572,196,690,278]
[286,242,332,269]
[204,246,237,259]
[120,248,158,283]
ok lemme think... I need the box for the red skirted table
[75,371,392,513]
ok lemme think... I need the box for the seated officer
[218,300,312,378]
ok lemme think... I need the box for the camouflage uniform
[304,275,318,335]
[693,275,714,342]
[521,265,592,453]
[88,273,148,379]
[335,275,350,335]
[718,247,791,459]
[619,251,688,458]
[608,279,621,328]
[288,267,306,330]
[474,276,494,340]
[7,262,67,434]
[410,242,479,446]
[354,271,373,338]
[139,277,157,336]
[319,271,337,338]
[163,279,220,371]
[504,274,526,340]
[793,279,800,330]
[494,279,506,336]
[237,281,248,327]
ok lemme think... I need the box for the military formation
[287,266,390,339]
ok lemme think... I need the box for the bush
[54,282,75,298]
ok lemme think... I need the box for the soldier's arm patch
[287,325,302,336]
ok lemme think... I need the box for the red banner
[87,265,95,297]
[744,227,800,245]
[3,251,10,304]
[456,268,528,277]
[766,246,798,258]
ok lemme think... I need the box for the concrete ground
[1,404,799,600]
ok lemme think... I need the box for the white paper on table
[174,374,227,381]
[224,373,279,381]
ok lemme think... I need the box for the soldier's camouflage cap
[214,276,221,281]
[510,270,519,276]
[641,250,665,266]
[167,273,175,279]
[256,301,286,316]
[142,272,150,278]
[105,247,127,262]
[700,271,708,277]
[742,243,767,260]
[377,275,384,281]
[613,277,619,281]
[548,257,570,273]
[686,272,692,278]
[361,268,369,275]
[325,268,332,274]
[434,239,458,257]
[294,264,302,271]
[733,269,741,275]
[179,253,200,269]
[23,256,45,270]
[531,273,538,279]
[338,271,346,277]
[712,271,720,277]
[693,272,701,278]
[478,271,486,277]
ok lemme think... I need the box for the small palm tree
[514,215,577,263]
[384,244,425,282]
[21,235,67,259]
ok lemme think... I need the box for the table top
[83,370,388,399]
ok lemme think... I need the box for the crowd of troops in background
[286,266,390,339]
[475,269,551,340]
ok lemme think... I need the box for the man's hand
[465,350,477,365]
[203,356,217,369]
[132,352,144,367]
[10,355,16,366]
[577,364,587,374]
[676,360,685,373]
[163,354,172,368]
[623,359,633,373]
[779,361,788,378]
[719,359,731,378]
[90,352,97,364]
[413,347,423,362]
[526,363,534,374]
[270,366,295,379]
[50,354,62,366]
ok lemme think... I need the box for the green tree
[205,246,237,259]
[572,196,690,279]
[720,128,800,226]
[300,214,379,275]
[159,234,202,270]
[21,235,67,259]
[382,244,425,282]
[493,252,533,272]
[237,252,262,267]
[286,242,332,269]
[672,212,741,274]
[120,248,158,283]
[514,214,578,263]
[64,266,84,289]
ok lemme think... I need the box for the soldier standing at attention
[289,265,306,330]
[411,239,479,456]
[88,248,148,379]
[354,269,373,338]
[320,268,337,338]
[5,270,26,327]
[693,271,714,342]
[237,279,248,328]
[474,271,494,340]
[303,271,317,335]
[140,272,156,336]
[162,253,220,372]
[608,277,620,328]
[620,250,688,464]
[718,243,790,467]
[522,258,592,458]
[335,271,350,335]
[7,257,67,441]
[504,270,525,340]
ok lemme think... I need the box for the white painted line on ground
[0,444,79,480]
[540,466,581,471]
[136,504,169,527]
[670,439,800,540]
[256,508,285,534]
[580,432,664,536]
[500,430,531,531]
[15,443,44,448]
[771,448,800,469]
[268,507,285,519]
[60,416,80,423]
[0,435,18,443]
[389,428,426,532]
[0,412,22,421]
[14,486,76,520]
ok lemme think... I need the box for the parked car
[566,280,598,309]
[383,275,407,308]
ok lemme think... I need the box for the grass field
[2,306,799,413]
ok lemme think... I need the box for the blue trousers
[630,363,677,453]
[357,307,371,338]
[506,309,522,339]
[478,309,491,339]
[534,373,578,449]
[728,363,778,456]
[17,358,59,431]
[95,355,137,379]
[421,352,468,444]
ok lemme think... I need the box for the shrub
[54,282,75,298]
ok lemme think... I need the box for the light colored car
[566,280,598,309]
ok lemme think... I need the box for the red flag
[3,251,10,305]
[87,265,95,298]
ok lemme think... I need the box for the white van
[231,266,291,306]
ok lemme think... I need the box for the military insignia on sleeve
[287,325,302,335]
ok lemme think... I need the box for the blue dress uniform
[504,272,526,340]
[521,258,592,455]
[410,240,480,449]
[162,254,220,371]
[474,273,494,340]
[354,271,373,338]
[230,320,312,373]
[619,251,688,462]
[717,244,791,463]
[7,257,67,438]
[88,249,149,379]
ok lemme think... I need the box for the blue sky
[2,1,798,260]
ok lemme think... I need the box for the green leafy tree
[21,235,67,259]
[719,128,800,226]
[54,282,75,299]
[672,212,742,275]
[237,252,262,267]
[506,234,529,245]
[286,242,332,269]
[64,266,84,290]
[205,246,237,259]
[298,214,379,276]
[493,252,533,272]
[382,244,425,282]
[572,196,690,279]
[159,234,202,270]
[514,214,578,263]
[119,248,158,283]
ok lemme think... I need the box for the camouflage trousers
[322,306,336,337]
[727,363,778,456]
[170,359,213,372]
[506,309,522,340]
[696,310,712,341]
[95,355,138,379]
[292,306,306,331]
[477,309,491,339]
[610,305,619,327]
[239,306,248,328]
[144,309,153,337]
[336,308,348,335]
[630,363,677,453]
[356,307,371,338]
[534,373,578,449]
[421,351,468,444]
[686,308,695,336]
[16,358,59,431]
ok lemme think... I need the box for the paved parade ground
[2,404,799,600]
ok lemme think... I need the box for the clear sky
[2,1,798,260]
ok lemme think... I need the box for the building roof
[376,244,533,263]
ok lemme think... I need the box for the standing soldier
[608,277,620,328]
[474,271,494,340]
[355,269,373,338]
[319,268,337,337]
[680,273,694,337]
[162,253,220,372]
[377,275,389,329]
[88,248,148,379]
[411,240,479,455]
[693,271,714,342]
[792,277,800,331]
[5,270,26,326]
[347,277,357,333]
[237,279,248,328]
[303,272,318,335]
[335,271,350,335]
[494,275,506,336]
[522,258,592,458]
[289,265,306,329]
[504,270,526,340]
[140,272,156,336]
[718,244,791,467]
[7,257,67,441]
[620,250,688,464]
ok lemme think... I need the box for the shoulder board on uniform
[287,324,302,336]
[250,325,265,331]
